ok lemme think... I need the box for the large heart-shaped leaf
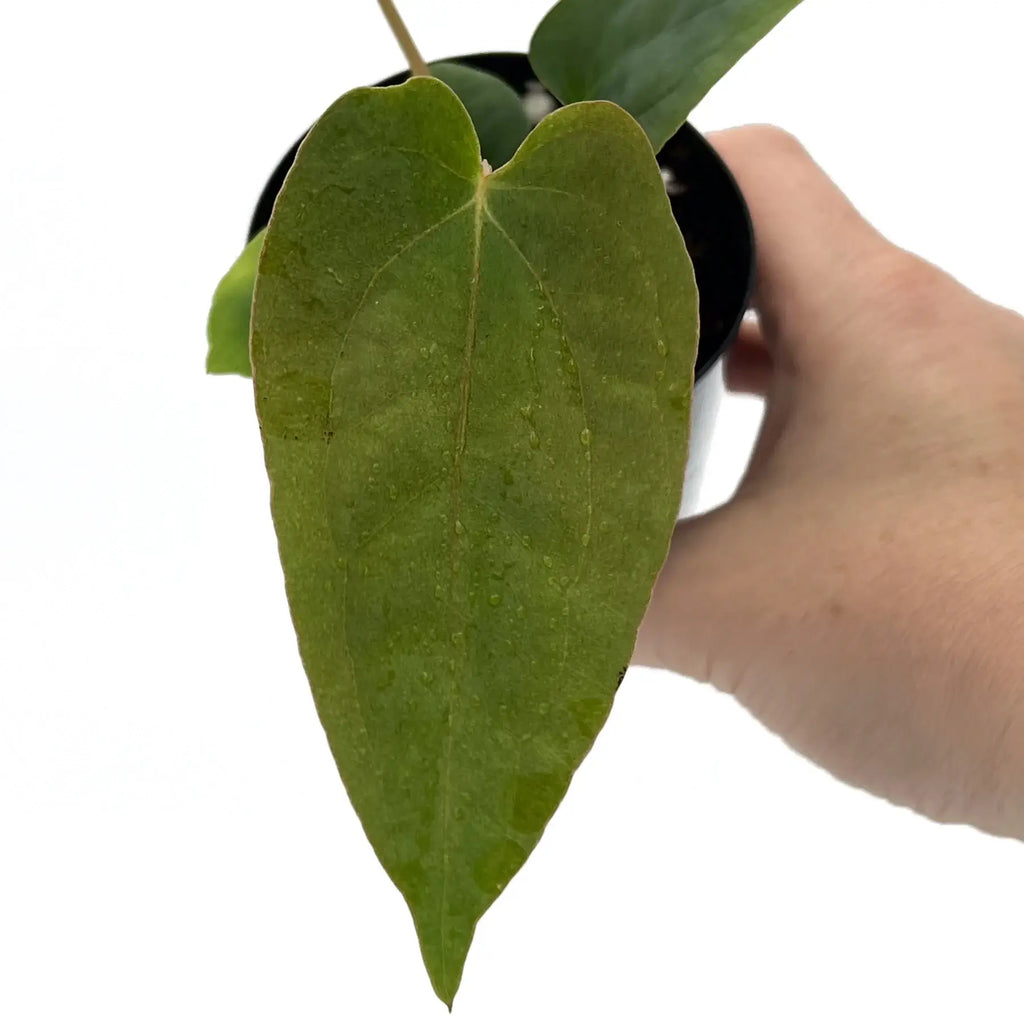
[251,77,697,1006]
[530,0,805,152]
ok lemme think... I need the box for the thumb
[635,488,832,687]
[633,499,766,681]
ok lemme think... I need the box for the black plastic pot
[247,52,755,516]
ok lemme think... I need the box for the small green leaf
[206,228,264,376]
[530,0,805,152]
[251,77,697,1006]
[430,61,531,168]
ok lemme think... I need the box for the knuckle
[713,124,810,166]
[739,124,810,163]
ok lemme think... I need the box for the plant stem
[376,0,430,79]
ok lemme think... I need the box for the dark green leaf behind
[530,0,805,152]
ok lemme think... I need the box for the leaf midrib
[437,169,489,996]
[328,165,597,998]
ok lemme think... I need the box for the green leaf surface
[205,67,526,378]
[530,0,804,152]
[251,77,697,1006]
[429,61,531,168]
[206,228,264,376]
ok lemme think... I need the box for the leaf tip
[425,954,464,1012]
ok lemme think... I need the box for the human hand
[634,126,1024,840]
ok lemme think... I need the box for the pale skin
[634,125,1024,841]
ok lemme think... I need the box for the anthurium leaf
[206,228,264,376]
[251,77,697,1007]
[429,61,532,168]
[529,0,804,152]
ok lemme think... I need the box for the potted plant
[206,0,802,1007]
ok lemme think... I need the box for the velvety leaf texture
[206,229,265,376]
[251,77,698,1006]
[530,0,805,152]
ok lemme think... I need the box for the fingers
[724,318,772,396]
[635,499,761,680]
[707,126,892,371]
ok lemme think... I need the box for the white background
[2,1,1023,1020]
